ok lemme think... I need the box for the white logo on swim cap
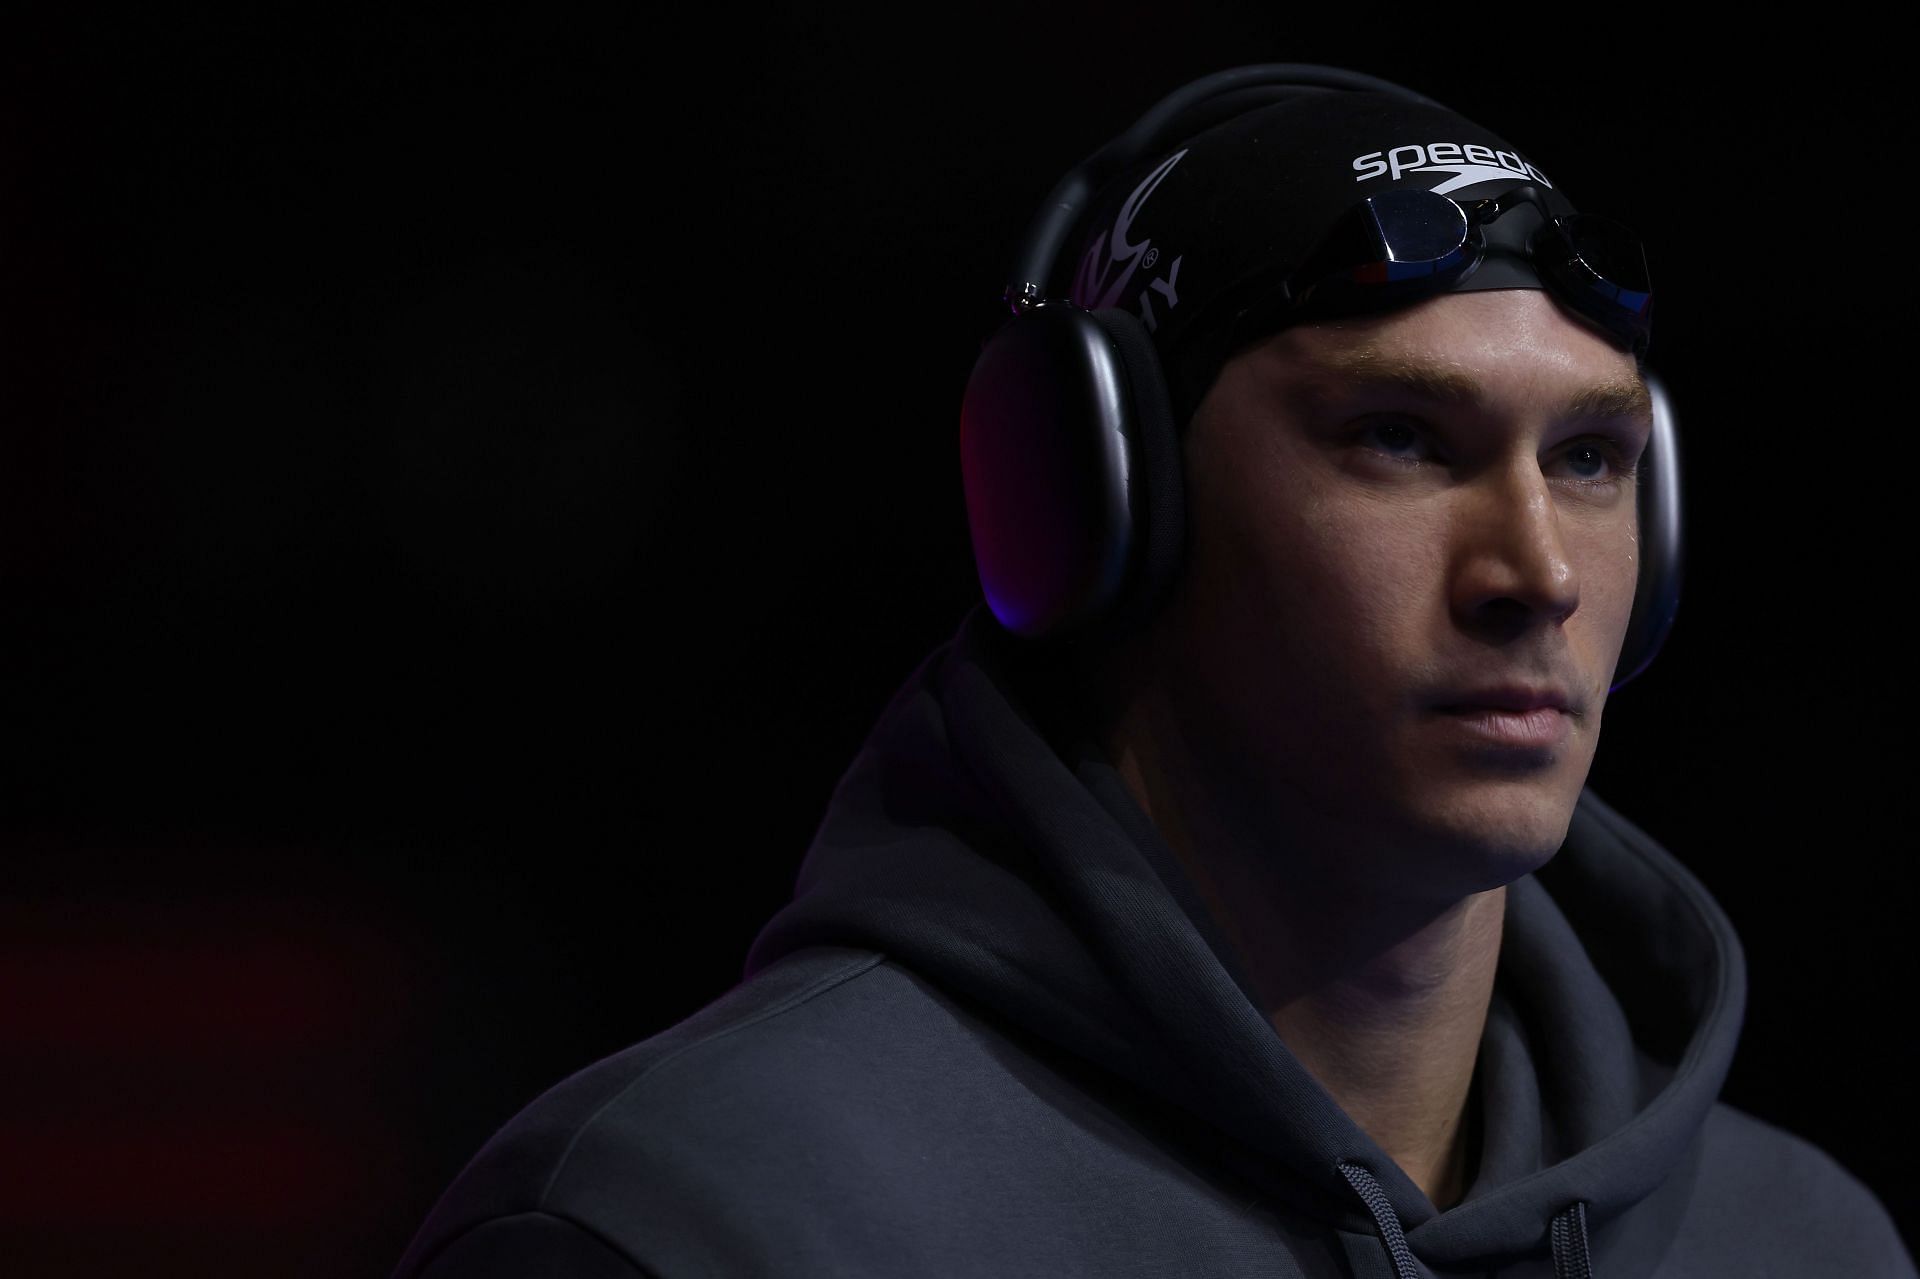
[1072,148,1186,310]
[1350,142,1554,194]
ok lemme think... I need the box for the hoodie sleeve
[413,1212,657,1279]
[391,949,886,1279]
[1771,1137,1916,1276]
[1686,1101,1919,1277]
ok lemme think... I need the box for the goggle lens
[1549,213,1653,338]
[1314,190,1473,290]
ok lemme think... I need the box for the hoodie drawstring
[1550,1199,1594,1278]
[1338,1161,1596,1278]
[1338,1161,1420,1279]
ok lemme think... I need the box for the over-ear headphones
[958,64,1682,693]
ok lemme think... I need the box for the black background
[4,11,1911,1277]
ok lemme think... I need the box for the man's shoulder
[1685,1097,1915,1274]
[1699,1097,1892,1212]
[392,944,908,1278]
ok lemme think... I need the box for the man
[393,68,1916,1277]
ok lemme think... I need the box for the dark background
[3,11,1909,1277]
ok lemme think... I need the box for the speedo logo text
[1350,143,1553,196]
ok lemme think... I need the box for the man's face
[1144,288,1653,900]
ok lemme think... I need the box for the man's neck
[1098,685,1503,1211]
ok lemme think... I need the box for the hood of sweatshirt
[743,602,1746,1275]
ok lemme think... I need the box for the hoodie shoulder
[1673,1099,1917,1276]
[390,945,888,1279]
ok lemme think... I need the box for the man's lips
[1430,684,1574,714]
[1427,685,1576,752]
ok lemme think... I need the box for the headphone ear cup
[959,304,1187,646]
[1082,307,1187,647]
[960,304,1138,642]
[1611,370,1683,691]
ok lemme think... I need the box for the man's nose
[1449,459,1580,635]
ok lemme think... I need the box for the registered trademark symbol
[1142,247,1159,270]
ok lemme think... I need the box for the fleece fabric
[392,602,1916,1278]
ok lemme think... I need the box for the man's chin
[1414,784,1580,886]
[1329,776,1577,903]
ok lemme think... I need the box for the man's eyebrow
[1293,346,1654,423]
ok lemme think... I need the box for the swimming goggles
[1215,183,1653,357]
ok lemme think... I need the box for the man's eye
[1564,443,1609,479]
[1555,439,1638,488]
[1360,418,1433,463]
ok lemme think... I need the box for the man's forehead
[1252,308,1653,425]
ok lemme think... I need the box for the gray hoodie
[393,603,1915,1277]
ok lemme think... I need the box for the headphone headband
[1005,65,1449,315]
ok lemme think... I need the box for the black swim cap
[1065,89,1590,426]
